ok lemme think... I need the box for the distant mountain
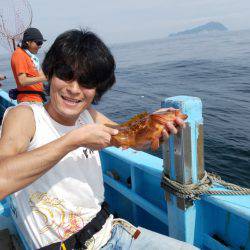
[169,22,228,37]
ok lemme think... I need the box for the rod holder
[161,96,204,242]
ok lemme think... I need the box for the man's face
[46,76,96,125]
[26,40,42,54]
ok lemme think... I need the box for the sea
[0,29,249,188]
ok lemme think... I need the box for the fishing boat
[0,89,249,250]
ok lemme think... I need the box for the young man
[0,29,197,249]
[10,27,47,102]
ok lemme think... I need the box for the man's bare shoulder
[2,105,35,136]
[6,104,34,118]
[0,105,35,156]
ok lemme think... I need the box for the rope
[161,171,250,201]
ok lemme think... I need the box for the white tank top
[4,103,112,249]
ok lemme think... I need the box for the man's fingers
[165,122,178,134]
[175,117,186,128]
[104,126,119,135]
[162,129,169,140]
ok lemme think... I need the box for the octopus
[109,109,188,151]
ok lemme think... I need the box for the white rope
[161,171,250,200]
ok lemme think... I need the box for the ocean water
[0,30,249,188]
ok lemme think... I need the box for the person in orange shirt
[11,27,47,103]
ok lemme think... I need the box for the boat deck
[0,91,249,250]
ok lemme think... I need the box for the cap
[22,27,46,42]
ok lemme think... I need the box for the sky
[1,0,250,53]
[29,0,250,42]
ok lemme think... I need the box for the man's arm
[0,106,75,199]
[12,51,47,86]
[87,107,118,126]
[17,70,46,86]
[0,106,118,200]
[87,107,187,151]
[88,107,185,133]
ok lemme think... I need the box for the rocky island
[169,21,228,37]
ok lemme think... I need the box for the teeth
[62,96,80,103]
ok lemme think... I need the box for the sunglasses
[54,64,96,89]
[34,40,43,46]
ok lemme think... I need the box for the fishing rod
[0,0,33,52]
[110,88,162,103]
[110,88,145,98]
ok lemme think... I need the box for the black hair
[20,40,29,49]
[42,29,116,104]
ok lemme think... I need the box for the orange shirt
[11,47,44,102]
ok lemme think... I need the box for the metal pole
[161,96,204,244]
[12,38,16,51]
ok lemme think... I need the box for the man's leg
[102,219,199,250]
[131,227,199,250]
[101,224,133,250]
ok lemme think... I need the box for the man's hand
[0,74,6,81]
[38,70,47,82]
[68,124,119,151]
[0,73,6,86]
[18,71,47,86]
[154,108,186,141]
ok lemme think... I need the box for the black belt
[9,88,47,102]
[17,90,47,102]
[40,202,110,250]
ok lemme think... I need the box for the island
[169,22,228,37]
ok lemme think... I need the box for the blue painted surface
[203,234,232,250]
[100,147,169,235]
[162,96,203,244]
[163,96,203,182]
[203,192,250,221]
[201,199,250,249]
[0,90,249,250]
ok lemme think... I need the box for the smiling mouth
[61,95,83,104]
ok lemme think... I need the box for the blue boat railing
[0,89,249,250]
[101,96,250,250]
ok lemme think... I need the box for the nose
[66,80,81,94]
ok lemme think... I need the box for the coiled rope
[161,171,250,200]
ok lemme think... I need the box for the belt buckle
[84,237,95,249]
